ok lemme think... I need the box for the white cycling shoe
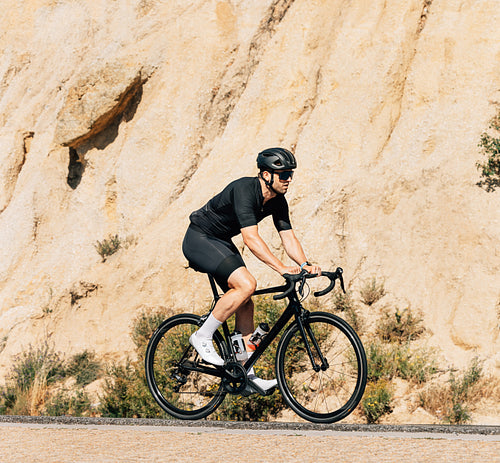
[189,332,224,366]
[249,375,277,391]
[242,374,278,396]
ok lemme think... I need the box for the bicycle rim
[145,314,226,420]
[276,312,367,423]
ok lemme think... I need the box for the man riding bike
[182,147,321,393]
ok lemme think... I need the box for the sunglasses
[276,171,294,181]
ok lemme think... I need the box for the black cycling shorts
[182,224,245,292]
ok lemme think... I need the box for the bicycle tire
[145,313,227,420]
[276,311,367,423]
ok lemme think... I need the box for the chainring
[221,361,248,394]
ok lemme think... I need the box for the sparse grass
[0,335,7,355]
[361,380,393,424]
[360,277,386,306]
[376,307,425,344]
[0,343,105,416]
[42,288,54,314]
[333,289,354,312]
[45,389,92,417]
[446,358,483,424]
[332,290,364,334]
[95,234,121,262]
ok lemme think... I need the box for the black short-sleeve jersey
[189,177,292,240]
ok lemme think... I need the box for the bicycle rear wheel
[276,312,367,423]
[145,313,227,420]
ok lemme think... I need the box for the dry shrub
[360,277,386,306]
[333,290,364,334]
[419,358,484,424]
[376,307,425,344]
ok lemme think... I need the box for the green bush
[9,342,65,392]
[66,350,102,387]
[45,389,92,417]
[477,111,500,192]
[95,234,121,262]
[97,308,175,418]
[98,360,166,418]
[365,340,437,385]
[0,342,66,415]
[365,340,397,382]
[130,306,172,358]
[361,380,393,424]
[98,307,177,418]
[394,346,437,384]
[445,357,483,424]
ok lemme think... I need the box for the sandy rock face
[0,0,499,420]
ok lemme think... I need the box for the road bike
[145,268,367,423]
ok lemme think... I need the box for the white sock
[196,313,222,339]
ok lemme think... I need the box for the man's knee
[228,268,257,298]
[238,276,257,299]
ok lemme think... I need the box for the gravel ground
[1,417,499,463]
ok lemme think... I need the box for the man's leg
[233,283,277,393]
[212,267,256,322]
[190,267,256,366]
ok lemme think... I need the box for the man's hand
[280,264,322,276]
[304,264,322,276]
[280,265,302,275]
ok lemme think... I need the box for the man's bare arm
[241,225,301,274]
[279,229,321,275]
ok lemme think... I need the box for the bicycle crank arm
[179,360,225,378]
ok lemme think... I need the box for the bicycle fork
[296,312,329,372]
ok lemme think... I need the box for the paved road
[1,416,499,463]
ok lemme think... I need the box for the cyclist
[182,147,321,393]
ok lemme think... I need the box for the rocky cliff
[0,0,499,419]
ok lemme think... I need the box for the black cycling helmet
[256,147,297,171]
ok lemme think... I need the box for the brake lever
[298,274,306,297]
[274,271,316,300]
[336,268,346,294]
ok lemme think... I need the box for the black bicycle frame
[207,274,327,374]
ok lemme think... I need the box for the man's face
[272,170,294,194]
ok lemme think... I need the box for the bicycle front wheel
[276,312,367,423]
[145,313,227,420]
